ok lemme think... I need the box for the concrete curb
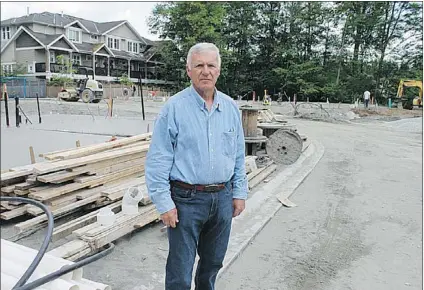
[217,139,325,280]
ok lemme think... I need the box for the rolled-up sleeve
[231,109,248,200]
[145,104,178,214]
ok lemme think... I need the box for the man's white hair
[186,42,221,69]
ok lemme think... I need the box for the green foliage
[47,55,76,86]
[119,73,133,86]
[0,63,27,77]
[149,1,423,103]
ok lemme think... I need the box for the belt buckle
[203,184,221,192]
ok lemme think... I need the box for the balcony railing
[110,68,128,77]
[34,62,164,81]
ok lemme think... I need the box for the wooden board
[249,164,278,189]
[0,206,27,220]
[37,169,90,183]
[46,133,152,160]
[29,165,145,201]
[51,201,122,242]
[33,144,149,175]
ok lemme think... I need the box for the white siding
[107,23,138,42]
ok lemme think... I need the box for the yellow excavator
[395,79,422,110]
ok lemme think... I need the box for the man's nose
[200,65,210,74]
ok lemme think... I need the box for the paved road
[217,118,423,290]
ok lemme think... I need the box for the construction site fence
[1,78,47,99]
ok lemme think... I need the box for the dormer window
[1,26,11,40]
[67,27,81,43]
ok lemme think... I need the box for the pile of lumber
[1,238,111,290]
[1,133,153,239]
[1,133,278,261]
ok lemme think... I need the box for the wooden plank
[1,182,28,194]
[52,201,122,242]
[48,208,159,260]
[71,152,144,174]
[249,164,278,189]
[14,182,38,190]
[100,177,145,196]
[37,169,89,183]
[12,192,103,238]
[85,208,159,250]
[81,158,145,178]
[13,189,29,196]
[29,164,145,201]
[33,144,149,175]
[48,133,152,160]
[0,206,27,220]
[0,201,18,211]
[47,239,90,260]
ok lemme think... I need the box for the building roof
[1,12,126,36]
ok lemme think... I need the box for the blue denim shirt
[145,85,248,214]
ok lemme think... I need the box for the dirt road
[217,118,422,290]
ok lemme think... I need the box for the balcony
[110,68,128,78]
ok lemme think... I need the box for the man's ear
[186,64,191,77]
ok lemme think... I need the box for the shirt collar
[190,85,223,112]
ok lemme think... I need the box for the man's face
[187,51,220,92]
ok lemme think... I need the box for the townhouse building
[1,11,165,84]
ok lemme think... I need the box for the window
[67,28,81,43]
[50,51,56,63]
[113,38,119,50]
[72,54,81,65]
[90,35,98,41]
[127,41,139,53]
[1,26,11,40]
[2,64,13,74]
[107,36,120,50]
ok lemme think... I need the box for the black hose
[1,196,114,290]
[0,196,54,288]
[14,243,115,290]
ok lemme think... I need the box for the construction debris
[1,132,280,261]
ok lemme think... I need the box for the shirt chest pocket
[221,131,237,158]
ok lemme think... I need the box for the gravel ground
[217,118,422,290]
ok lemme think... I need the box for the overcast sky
[0,1,160,41]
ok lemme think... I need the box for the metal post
[15,96,20,127]
[23,78,27,98]
[36,93,42,123]
[4,91,10,127]
[138,73,145,120]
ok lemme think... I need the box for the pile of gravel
[383,117,423,133]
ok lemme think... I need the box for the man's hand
[232,199,245,217]
[161,208,179,228]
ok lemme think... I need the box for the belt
[171,180,226,192]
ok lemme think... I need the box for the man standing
[363,90,370,108]
[145,43,248,290]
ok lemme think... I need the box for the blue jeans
[165,182,234,290]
